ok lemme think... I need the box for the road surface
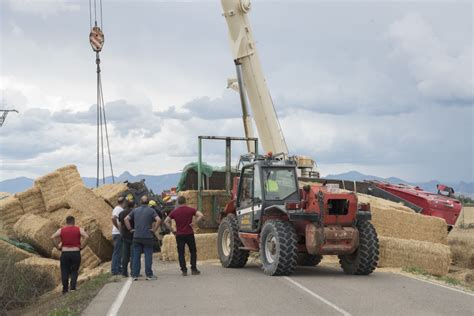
[84,260,474,316]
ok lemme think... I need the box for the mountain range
[1,170,473,198]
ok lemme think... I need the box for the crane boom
[221,0,288,155]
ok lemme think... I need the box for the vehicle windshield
[263,168,298,200]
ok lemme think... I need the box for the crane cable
[89,0,115,187]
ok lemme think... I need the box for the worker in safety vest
[265,179,279,192]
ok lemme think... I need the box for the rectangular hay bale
[56,165,84,190]
[13,213,58,257]
[161,233,218,262]
[93,183,129,207]
[378,236,451,276]
[35,171,69,212]
[15,186,47,215]
[0,239,36,261]
[0,196,24,235]
[65,185,113,241]
[15,257,61,285]
[448,228,474,269]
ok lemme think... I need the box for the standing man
[119,196,135,277]
[111,196,125,275]
[125,195,161,281]
[164,196,204,276]
[51,216,89,294]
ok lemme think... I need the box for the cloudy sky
[0,0,473,182]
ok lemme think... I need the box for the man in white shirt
[111,196,125,275]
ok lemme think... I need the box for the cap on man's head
[148,200,157,207]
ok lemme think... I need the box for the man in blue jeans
[124,195,161,280]
[111,197,126,275]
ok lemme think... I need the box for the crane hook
[89,26,104,52]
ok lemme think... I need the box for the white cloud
[6,0,80,17]
[388,13,473,104]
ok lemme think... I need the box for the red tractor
[217,155,379,276]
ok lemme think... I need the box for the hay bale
[178,190,231,230]
[357,193,415,213]
[0,192,11,200]
[35,172,68,212]
[161,233,217,262]
[0,239,36,261]
[51,246,101,270]
[0,196,24,236]
[369,203,447,244]
[448,228,474,269]
[56,165,84,190]
[93,183,128,207]
[15,257,61,285]
[378,236,451,276]
[43,208,113,261]
[65,185,113,241]
[15,186,47,215]
[13,214,58,257]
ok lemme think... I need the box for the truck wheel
[297,253,323,266]
[339,221,379,275]
[218,215,249,268]
[260,220,298,276]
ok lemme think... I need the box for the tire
[217,215,249,268]
[259,220,298,276]
[338,220,379,275]
[297,253,323,266]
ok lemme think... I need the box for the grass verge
[402,266,474,291]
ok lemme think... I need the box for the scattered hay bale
[0,239,36,261]
[0,196,24,236]
[43,208,112,261]
[77,265,107,285]
[378,236,451,276]
[56,165,84,190]
[51,246,100,271]
[178,190,231,230]
[15,257,61,285]
[448,228,474,269]
[370,205,447,244]
[13,214,58,257]
[15,186,47,215]
[0,192,11,200]
[357,193,415,213]
[161,233,217,262]
[93,183,128,207]
[35,172,68,212]
[65,185,113,241]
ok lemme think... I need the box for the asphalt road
[84,260,474,316]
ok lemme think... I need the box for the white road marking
[284,276,352,316]
[106,278,132,316]
[399,273,474,297]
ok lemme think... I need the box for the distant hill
[1,170,472,198]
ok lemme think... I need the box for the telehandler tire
[297,253,323,266]
[338,220,379,275]
[218,215,249,268]
[260,220,298,276]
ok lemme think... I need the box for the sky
[0,0,473,182]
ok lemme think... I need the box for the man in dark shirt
[119,197,135,277]
[164,195,204,276]
[125,195,161,280]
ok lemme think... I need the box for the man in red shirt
[51,216,89,294]
[165,196,204,276]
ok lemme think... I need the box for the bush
[0,251,56,314]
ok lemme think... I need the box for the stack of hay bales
[161,233,217,262]
[93,183,129,207]
[0,239,37,261]
[15,186,47,215]
[0,197,24,236]
[35,172,69,212]
[178,190,231,231]
[13,214,58,257]
[56,165,84,190]
[15,257,61,285]
[356,193,450,276]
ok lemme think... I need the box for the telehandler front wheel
[260,220,298,276]
[338,220,379,275]
[218,215,249,268]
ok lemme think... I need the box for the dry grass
[15,186,47,215]
[448,228,474,269]
[456,206,474,228]
[35,172,68,212]
[93,183,128,208]
[13,214,59,258]
[161,233,217,262]
[15,257,61,286]
[378,236,451,276]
